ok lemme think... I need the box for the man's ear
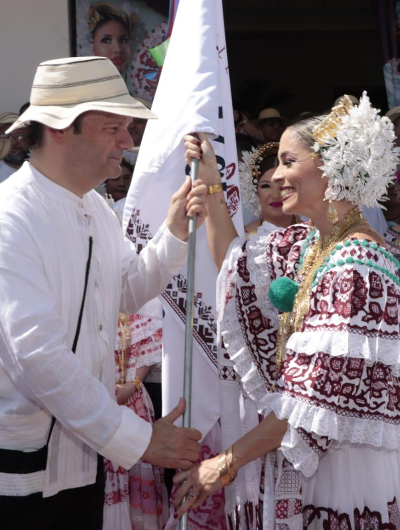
[47,126,71,144]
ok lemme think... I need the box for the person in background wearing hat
[0,56,206,530]
[233,109,264,144]
[0,112,30,183]
[333,94,359,107]
[383,105,400,228]
[124,97,152,165]
[252,107,285,143]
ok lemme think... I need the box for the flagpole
[180,157,199,530]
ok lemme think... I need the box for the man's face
[127,118,147,146]
[261,117,284,142]
[0,125,30,167]
[64,111,133,186]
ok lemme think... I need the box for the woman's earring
[326,200,339,225]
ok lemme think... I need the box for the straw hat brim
[6,93,157,134]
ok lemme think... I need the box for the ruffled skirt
[264,444,400,529]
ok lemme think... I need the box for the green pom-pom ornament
[268,277,299,313]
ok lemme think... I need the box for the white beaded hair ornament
[313,92,400,208]
[239,142,279,218]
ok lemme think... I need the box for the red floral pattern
[303,497,400,529]
[278,351,400,423]
[221,224,400,528]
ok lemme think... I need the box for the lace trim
[260,392,400,469]
[135,341,162,369]
[116,316,162,350]
[287,330,400,371]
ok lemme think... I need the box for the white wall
[0,0,70,115]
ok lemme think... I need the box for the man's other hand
[141,398,202,469]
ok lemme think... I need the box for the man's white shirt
[0,160,16,183]
[0,162,187,497]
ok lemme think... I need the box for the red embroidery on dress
[279,351,400,423]
[303,497,400,529]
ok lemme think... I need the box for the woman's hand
[183,132,220,187]
[173,455,223,518]
[115,382,136,405]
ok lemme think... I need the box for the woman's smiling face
[273,128,327,218]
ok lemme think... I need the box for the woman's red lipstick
[269,201,283,208]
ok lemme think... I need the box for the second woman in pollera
[240,142,298,237]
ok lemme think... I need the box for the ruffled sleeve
[217,223,310,407]
[260,241,400,477]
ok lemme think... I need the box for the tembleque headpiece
[312,92,399,208]
[239,142,279,218]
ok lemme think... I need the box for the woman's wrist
[218,445,237,487]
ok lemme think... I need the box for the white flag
[123,0,243,441]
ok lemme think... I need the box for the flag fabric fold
[123,0,243,439]
[123,0,262,526]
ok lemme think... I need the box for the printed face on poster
[71,0,169,101]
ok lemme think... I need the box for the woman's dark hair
[120,157,134,174]
[259,154,279,178]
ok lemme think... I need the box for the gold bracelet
[225,445,237,482]
[207,183,223,195]
[218,447,236,487]
[131,376,143,391]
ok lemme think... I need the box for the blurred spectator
[253,108,284,142]
[124,97,152,164]
[235,132,259,163]
[0,112,30,183]
[291,111,317,124]
[334,94,359,107]
[386,106,400,148]
[105,157,133,202]
[233,109,264,143]
[383,105,400,227]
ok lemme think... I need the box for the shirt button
[99,324,103,331]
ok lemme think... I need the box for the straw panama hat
[0,112,19,160]
[386,106,400,123]
[254,108,282,124]
[7,56,156,134]
[334,94,359,107]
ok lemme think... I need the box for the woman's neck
[308,200,355,238]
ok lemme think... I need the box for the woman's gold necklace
[274,207,381,381]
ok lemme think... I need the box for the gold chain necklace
[274,207,382,381]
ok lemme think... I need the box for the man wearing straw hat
[0,112,30,183]
[0,56,206,529]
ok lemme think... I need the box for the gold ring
[189,491,197,499]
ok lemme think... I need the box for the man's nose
[118,128,134,150]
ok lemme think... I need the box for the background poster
[73,0,169,100]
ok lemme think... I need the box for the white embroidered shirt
[0,162,187,497]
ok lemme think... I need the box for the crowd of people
[2,41,400,530]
